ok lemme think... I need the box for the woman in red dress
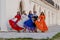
[9,11,24,32]
[15,11,21,23]
[35,12,48,32]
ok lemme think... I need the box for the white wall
[32,0,58,26]
[0,0,1,29]
[0,0,1,26]
[0,0,7,31]
[57,11,60,25]
[0,0,60,31]
[5,0,32,30]
[6,0,20,21]
[6,0,21,30]
[5,0,59,27]
[0,0,22,31]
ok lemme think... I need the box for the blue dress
[24,14,35,31]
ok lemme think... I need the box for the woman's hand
[37,19,40,21]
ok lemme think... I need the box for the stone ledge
[0,32,58,39]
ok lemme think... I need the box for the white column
[36,5,40,15]
[57,11,60,25]
[48,11,50,26]
[52,13,54,25]
[1,0,7,31]
[56,12,58,25]
[52,12,56,25]
[45,10,49,26]
[23,0,31,14]
[30,1,35,12]
[0,0,1,30]
[50,12,53,26]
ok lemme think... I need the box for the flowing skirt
[35,20,48,32]
[24,19,35,31]
[9,20,24,31]
[17,16,29,28]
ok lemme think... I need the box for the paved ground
[0,25,60,39]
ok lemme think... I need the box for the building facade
[0,0,60,31]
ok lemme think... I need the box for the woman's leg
[34,28,37,33]
[23,28,26,32]
[17,30,20,32]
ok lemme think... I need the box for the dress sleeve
[15,15,21,23]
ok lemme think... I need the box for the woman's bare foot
[23,28,26,32]
[41,31,45,33]
[17,30,20,33]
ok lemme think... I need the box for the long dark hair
[22,11,27,15]
[29,11,32,14]
[17,11,21,15]
[40,12,45,16]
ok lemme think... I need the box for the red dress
[15,14,21,23]
[9,14,24,31]
[35,15,48,32]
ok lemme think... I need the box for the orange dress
[35,15,48,32]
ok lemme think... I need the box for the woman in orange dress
[35,12,48,32]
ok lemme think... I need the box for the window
[45,0,54,6]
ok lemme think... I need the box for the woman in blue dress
[24,11,35,32]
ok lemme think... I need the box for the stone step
[0,32,58,39]
[0,25,60,39]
